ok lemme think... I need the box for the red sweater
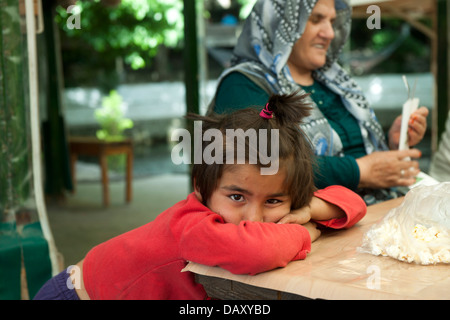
[82,186,366,300]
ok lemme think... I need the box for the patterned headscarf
[210,0,388,157]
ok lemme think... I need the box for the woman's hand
[356,149,421,189]
[388,106,429,150]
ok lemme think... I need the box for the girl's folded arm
[312,186,367,229]
[179,214,311,275]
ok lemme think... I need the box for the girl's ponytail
[264,90,311,126]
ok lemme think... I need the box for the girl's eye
[266,199,281,205]
[229,194,244,202]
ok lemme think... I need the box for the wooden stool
[69,136,133,207]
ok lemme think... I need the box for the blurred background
[58,0,436,178]
[0,0,448,299]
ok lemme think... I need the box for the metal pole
[183,0,200,116]
[436,0,449,146]
[183,0,200,190]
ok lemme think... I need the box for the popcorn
[359,219,449,264]
[412,224,442,242]
[358,183,450,265]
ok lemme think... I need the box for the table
[68,136,133,207]
[183,197,450,300]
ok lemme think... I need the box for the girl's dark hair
[187,90,316,210]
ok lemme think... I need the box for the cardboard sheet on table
[183,198,450,300]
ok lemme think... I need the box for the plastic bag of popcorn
[358,182,450,265]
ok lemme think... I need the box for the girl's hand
[278,196,345,225]
[302,222,321,242]
[277,206,311,225]
[278,208,320,242]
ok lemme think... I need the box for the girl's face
[287,0,336,75]
[203,164,292,225]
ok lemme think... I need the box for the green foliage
[95,90,133,141]
[349,18,431,74]
[55,0,184,70]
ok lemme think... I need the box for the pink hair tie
[259,103,273,119]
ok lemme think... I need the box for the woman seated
[208,0,429,204]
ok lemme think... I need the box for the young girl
[34,91,366,300]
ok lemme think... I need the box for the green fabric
[213,72,361,190]
[0,223,22,300]
[21,222,52,299]
[314,156,359,190]
[0,222,52,300]
[214,72,270,114]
